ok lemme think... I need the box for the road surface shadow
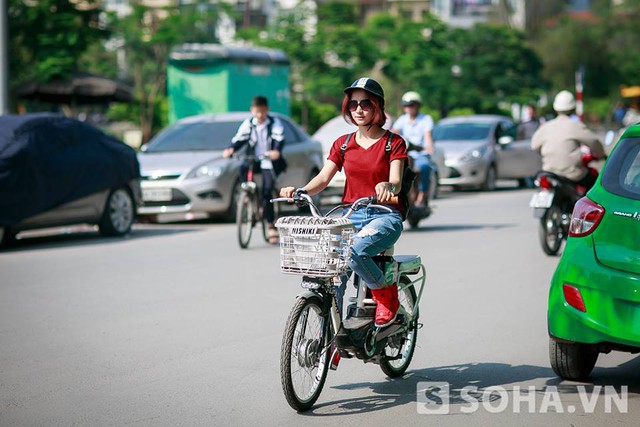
[302,358,640,416]
[0,225,203,253]
[405,223,516,233]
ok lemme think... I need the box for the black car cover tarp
[0,113,140,227]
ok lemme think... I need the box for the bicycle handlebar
[231,152,271,161]
[271,192,397,219]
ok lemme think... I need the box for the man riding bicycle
[391,91,435,212]
[223,96,287,243]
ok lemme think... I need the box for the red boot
[371,284,400,327]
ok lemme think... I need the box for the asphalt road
[1,183,638,426]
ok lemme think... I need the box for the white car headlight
[186,162,223,179]
[460,146,486,163]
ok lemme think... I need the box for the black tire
[407,209,421,229]
[380,276,418,378]
[236,190,253,249]
[223,180,242,223]
[429,170,439,200]
[481,164,497,191]
[280,296,330,412]
[549,338,598,381]
[99,188,135,237]
[518,177,535,189]
[538,204,563,256]
[0,227,17,247]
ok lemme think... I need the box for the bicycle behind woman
[223,96,287,244]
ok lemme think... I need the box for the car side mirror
[140,144,148,152]
[498,135,514,145]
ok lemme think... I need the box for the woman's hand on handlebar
[280,186,296,198]
[375,181,396,204]
[222,148,234,159]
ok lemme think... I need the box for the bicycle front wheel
[280,296,330,412]
[236,190,253,249]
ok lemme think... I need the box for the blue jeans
[336,208,404,313]
[412,154,433,195]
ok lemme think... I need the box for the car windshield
[432,123,492,141]
[145,121,242,152]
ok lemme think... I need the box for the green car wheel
[549,339,598,381]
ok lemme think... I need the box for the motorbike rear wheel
[538,204,564,256]
[380,276,418,378]
[280,296,330,412]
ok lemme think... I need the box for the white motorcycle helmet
[401,91,422,106]
[553,90,576,113]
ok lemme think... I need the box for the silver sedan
[137,112,324,221]
[434,115,541,190]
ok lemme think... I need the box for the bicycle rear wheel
[236,190,254,249]
[380,275,418,377]
[280,295,330,412]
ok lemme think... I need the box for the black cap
[344,77,385,100]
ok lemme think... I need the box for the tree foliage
[532,2,640,104]
[8,0,106,85]
[451,24,544,112]
[242,9,545,129]
[109,0,224,141]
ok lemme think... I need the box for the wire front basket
[275,216,355,277]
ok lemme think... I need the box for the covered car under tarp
[0,113,140,227]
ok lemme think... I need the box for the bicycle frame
[274,193,426,359]
[235,153,280,248]
[275,192,428,411]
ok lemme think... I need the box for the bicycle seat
[395,255,422,274]
[378,248,422,274]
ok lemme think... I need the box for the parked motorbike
[529,150,599,255]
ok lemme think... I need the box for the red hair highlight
[341,92,386,127]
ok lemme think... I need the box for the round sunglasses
[347,99,373,112]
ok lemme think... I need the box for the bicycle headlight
[186,162,223,179]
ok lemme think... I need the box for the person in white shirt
[391,91,435,208]
[223,96,286,243]
[531,90,605,190]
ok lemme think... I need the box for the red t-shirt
[327,131,408,213]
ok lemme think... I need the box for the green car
[548,124,640,380]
